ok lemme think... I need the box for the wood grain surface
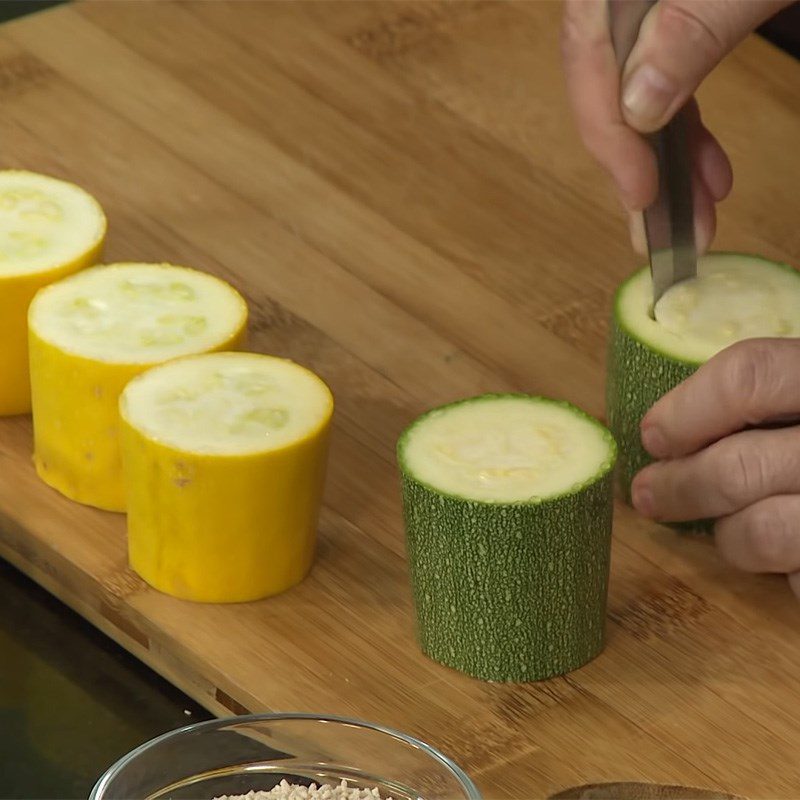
[1,2,799,798]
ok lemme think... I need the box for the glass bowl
[89,712,482,800]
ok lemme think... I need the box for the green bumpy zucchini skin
[606,313,712,534]
[400,466,614,682]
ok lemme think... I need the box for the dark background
[0,559,210,798]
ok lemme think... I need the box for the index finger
[561,0,657,210]
[642,338,800,459]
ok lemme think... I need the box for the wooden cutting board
[1,2,799,797]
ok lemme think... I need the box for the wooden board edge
[0,532,247,721]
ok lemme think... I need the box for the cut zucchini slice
[607,252,800,528]
[0,170,106,415]
[120,352,334,603]
[30,262,247,364]
[120,351,333,455]
[28,263,248,512]
[400,395,614,503]
[398,394,616,682]
[0,170,105,277]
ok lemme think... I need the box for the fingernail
[622,64,676,127]
[641,424,667,457]
[631,482,654,518]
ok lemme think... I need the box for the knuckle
[722,340,774,421]
[746,507,791,569]
[657,2,727,57]
[718,445,763,508]
[560,0,609,68]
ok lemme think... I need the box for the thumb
[621,0,789,132]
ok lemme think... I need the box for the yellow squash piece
[0,170,106,415]
[119,352,334,603]
[28,263,248,511]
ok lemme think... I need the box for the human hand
[561,0,790,253]
[630,339,800,597]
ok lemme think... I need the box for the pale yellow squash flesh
[655,257,800,353]
[120,352,333,603]
[28,263,248,511]
[0,170,106,415]
[401,396,612,503]
[621,253,800,363]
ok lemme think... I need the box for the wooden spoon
[549,782,744,800]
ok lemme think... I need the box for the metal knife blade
[608,0,697,306]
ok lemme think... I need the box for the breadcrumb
[213,778,393,800]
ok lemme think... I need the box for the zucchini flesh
[30,262,246,364]
[120,351,333,455]
[0,170,105,277]
[399,395,614,503]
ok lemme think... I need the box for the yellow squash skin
[0,238,105,417]
[29,325,246,514]
[120,395,333,603]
